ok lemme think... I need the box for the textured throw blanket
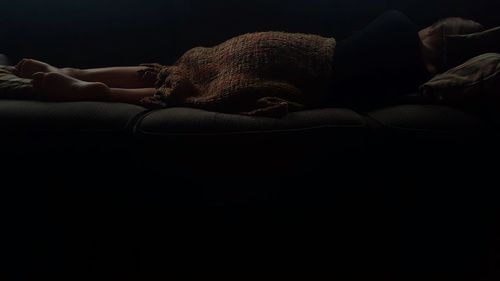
[137,32,337,117]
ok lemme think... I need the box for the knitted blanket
[137,32,336,117]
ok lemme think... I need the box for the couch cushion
[134,107,368,177]
[363,105,484,152]
[0,100,146,132]
[419,53,500,113]
[136,107,366,135]
[364,104,482,132]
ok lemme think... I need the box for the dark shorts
[327,10,432,109]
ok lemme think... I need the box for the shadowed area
[1,0,499,277]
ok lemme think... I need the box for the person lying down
[4,10,499,117]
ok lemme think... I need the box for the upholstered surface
[365,104,482,132]
[136,107,367,135]
[0,100,485,139]
[361,104,485,152]
[0,100,147,132]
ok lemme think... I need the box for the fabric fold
[137,31,336,117]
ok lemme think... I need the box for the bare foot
[15,59,74,79]
[32,72,110,102]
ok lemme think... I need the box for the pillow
[0,65,35,99]
[419,53,500,114]
[0,54,8,65]
[444,26,500,70]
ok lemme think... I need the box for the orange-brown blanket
[137,32,337,117]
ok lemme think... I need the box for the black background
[1,0,499,67]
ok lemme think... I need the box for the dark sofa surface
[2,0,500,276]
[136,107,366,134]
[0,100,145,132]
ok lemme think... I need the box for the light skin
[418,27,441,75]
[12,26,439,104]
[13,59,157,105]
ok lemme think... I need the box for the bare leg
[107,87,157,105]
[16,59,156,89]
[71,67,155,89]
[32,71,157,105]
[31,72,110,102]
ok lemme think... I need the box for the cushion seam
[135,124,366,137]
